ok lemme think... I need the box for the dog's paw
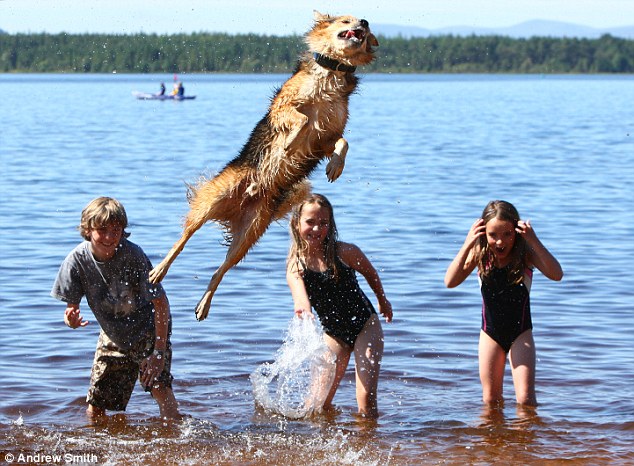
[195,293,212,321]
[149,266,164,284]
[325,154,345,182]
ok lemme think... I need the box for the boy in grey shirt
[52,197,180,420]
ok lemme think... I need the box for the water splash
[251,317,335,419]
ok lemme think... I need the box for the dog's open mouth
[338,28,366,43]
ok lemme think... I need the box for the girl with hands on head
[445,200,562,407]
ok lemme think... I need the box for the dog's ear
[366,33,379,51]
[313,10,332,22]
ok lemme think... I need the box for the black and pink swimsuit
[479,265,533,353]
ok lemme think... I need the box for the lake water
[1,73,633,465]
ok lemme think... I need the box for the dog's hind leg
[150,168,241,284]
[149,212,208,284]
[195,203,273,321]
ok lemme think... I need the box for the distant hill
[2,20,633,40]
[373,20,634,39]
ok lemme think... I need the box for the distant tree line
[1,32,633,73]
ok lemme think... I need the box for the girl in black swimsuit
[286,194,393,418]
[445,200,563,407]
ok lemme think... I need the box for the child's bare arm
[64,303,89,329]
[286,261,313,318]
[140,294,170,388]
[444,219,484,288]
[339,242,393,323]
[152,295,170,351]
[517,219,563,281]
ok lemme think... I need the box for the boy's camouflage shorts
[86,329,173,411]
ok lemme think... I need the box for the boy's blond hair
[79,197,130,240]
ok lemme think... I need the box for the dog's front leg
[283,111,309,151]
[325,137,348,182]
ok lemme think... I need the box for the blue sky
[2,0,633,35]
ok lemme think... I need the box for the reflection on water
[1,73,634,464]
[476,404,540,451]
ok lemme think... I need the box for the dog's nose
[360,19,369,28]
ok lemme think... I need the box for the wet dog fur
[149,11,378,321]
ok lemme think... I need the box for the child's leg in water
[478,330,507,405]
[353,314,384,417]
[509,330,537,406]
[322,334,352,411]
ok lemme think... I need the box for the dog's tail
[184,166,250,228]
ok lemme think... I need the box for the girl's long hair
[476,200,527,284]
[287,193,339,279]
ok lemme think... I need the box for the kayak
[132,91,196,100]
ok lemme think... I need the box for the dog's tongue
[345,30,356,39]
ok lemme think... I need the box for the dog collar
[313,53,357,73]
